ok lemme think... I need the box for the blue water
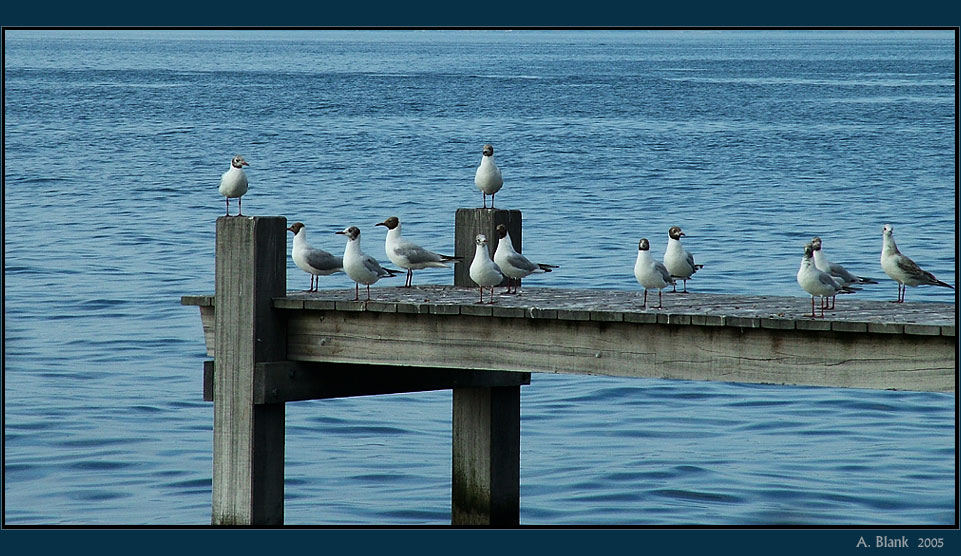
[3,29,956,526]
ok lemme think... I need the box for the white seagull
[797,242,856,317]
[880,224,953,303]
[336,225,399,301]
[287,222,344,292]
[219,154,249,216]
[493,224,557,294]
[474,144,504,209]
[663,226,703,293]
[634,238,675,309]
[469,234,503,304]
[376,216,461,287]
[811,236,878,287]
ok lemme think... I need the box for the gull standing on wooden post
[634,238,674,309]
[469,234,503,304]
[474,144,503,209]
[493,224,557,294]
[287,222,344,292]
[219,154,249,216]
[336,225,399,301]
[376,216,461,287]
[880,224,954,303]
[663,226,703,293]
[797,242,856,317]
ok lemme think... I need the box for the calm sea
[3,29,956,526]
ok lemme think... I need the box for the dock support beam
[452,386,522,525]
[452,208,525,525]
[213,216,287,525]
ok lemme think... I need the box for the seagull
[469,233,503,304]
[219,154,249,216]
[634,238,675,309]
[797,242,857,317]
[493,224,557,294]
[474,144,503,209]
[336,226,399,301]
[880,224,953,303]
[376,216,461,287]
[663,226,703,293]
[809,235,873,309]
[811,236,878,287]
[287,222,344,292]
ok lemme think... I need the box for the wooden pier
[181,213,956,526]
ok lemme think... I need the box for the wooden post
[452,208,524,525]
[213,216,287,525]
[454,208,522,288]
[452,386,522,525]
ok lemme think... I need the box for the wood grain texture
[212,216,286,525]
[282,309,954,393]
[203,360,530,403]
[186,284,955,393]
[452,386,521,525]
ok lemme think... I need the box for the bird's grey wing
[818,272,842,291]
[396,243,441,265]
[362,255,389,275]
[828,261,858,284]
[506,252,538,273]
[685,251,698,272]
[895,254,926,279]
[656,261,674,283]
[305,248,343,272]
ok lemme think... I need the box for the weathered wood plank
[203,360,530,403]
[452,386,521,526]
[185,286,953,331]
[212,216,286,526]
[264,286,956,329]
[283,309,955,393]
[185,285,955,392]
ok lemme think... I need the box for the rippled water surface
[3,29,956,526]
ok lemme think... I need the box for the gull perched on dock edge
[376,216,461,287]
[811,236,878,287]
[663,226,703,293]
[797,242,856,318]
[634,238,674,309]
[469,234,503,304]
[287,222,344,292]
[880,224,954,303]
[474,144,504,208]
[493,224,558,294]
[218,155,249,216]
[336,226,399,301]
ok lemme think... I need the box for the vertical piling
[213,216,287,525]
[454,208,522,288]
[452,208,524,525]
[452,386,522,525]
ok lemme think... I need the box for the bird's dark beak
[286,226,294,232]
[242,161,250,166]
[375,221,387,227]
[335,231,345,235]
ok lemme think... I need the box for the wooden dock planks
[183,285,955,393]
